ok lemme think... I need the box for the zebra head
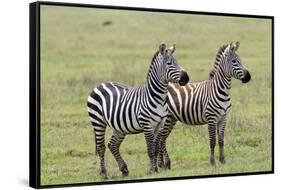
[224,42,251,83]
[158,43,189,86]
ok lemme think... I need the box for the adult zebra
[87,43,189,178]
[157,42,251,168]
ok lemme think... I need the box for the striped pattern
[87,43,189,178]
[157,42,251,168]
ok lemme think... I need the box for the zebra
[156,42,251,169]
[87,43,189,179]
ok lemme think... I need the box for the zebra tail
[93,129,98,155]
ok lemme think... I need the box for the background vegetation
[40,5,272,185]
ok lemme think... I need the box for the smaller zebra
[87,43,189,179]
[157,42,251,168]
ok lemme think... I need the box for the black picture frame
[29,1,274,188]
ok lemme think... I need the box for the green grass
[40,5,272,185]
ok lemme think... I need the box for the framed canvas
[29,1,274,188]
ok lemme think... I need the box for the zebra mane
[208,44,228,79]
[146,51,160,80]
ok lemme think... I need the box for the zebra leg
[93,126,107,179]
[144,128,158,173]
[158,117,176,169]
[157,134,165,169]
[153,134,160,171]
[159,138,170,169]
[108,132,129,177]
[207,120,217,166]
[156,125,165,168]
[217,118,227,164]
[162,139,171,169]
[157,126,173,169]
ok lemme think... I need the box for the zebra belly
[169,101,207,125]
[105,112,143,134]
[177,114,207,125]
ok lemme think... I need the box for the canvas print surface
[38,4,272,186]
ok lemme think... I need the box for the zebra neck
[212,64,231,94]
[145,74,169,105]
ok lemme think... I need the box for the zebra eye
[232,60,236,63]
[167,62,172,65]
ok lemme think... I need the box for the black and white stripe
[157,42,251,168]
[87,43,189,178]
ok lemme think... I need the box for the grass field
[40,5,272,185]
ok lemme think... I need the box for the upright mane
[147,51,160,80]
[208,44,228,79]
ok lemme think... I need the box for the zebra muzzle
[241,70,251,83]
[179,71,189,86]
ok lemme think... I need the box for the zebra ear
[159,43,166,54]
[209,69,215,79]
[168,44,176,54]
[230,42,236,52]
[235,41,240,51]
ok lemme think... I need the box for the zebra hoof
[210,157,216,166]
[158,161,164,168]
[100,169,108,180]
[149,167,158,174]
[164,160,171,170]
[155,167,158,173]
[121,164,129,177]
[122,170,129,177]
[219,156,226,164]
